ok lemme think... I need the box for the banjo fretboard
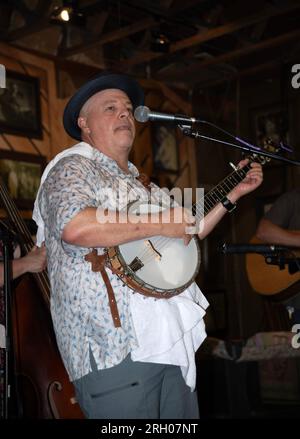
[192,155,263,218]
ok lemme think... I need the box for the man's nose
[119,107,131,118]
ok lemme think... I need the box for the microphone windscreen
[134,106,149,123]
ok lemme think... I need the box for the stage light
[60,8,70,22]
[51,1,85,26]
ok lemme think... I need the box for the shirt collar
[90,146,139,178]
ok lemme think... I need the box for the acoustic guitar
[246,236,300,300]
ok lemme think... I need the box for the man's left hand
[229,159,263,202]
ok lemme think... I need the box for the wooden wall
[0,43,71,159]
[0,43,197,192]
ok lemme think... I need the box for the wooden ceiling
[1,0,300,90]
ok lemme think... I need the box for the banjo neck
[192,154,266,217]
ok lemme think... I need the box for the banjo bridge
[145,239,162,260]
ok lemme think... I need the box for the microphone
[134,105,197,125]
[221,243,288,254]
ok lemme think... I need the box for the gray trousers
[73,353,199,419]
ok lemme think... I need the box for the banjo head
[118,236,200,292]
[109,201,201,297]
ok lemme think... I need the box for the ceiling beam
[123,1,300,67]
[195,60,280,89]
[7,18,52,41]
[59,16,158,57]
[157,27,300,79]
[6,0,53,41]
[10,43,100,77]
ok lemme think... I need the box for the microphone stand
[0,224,22,419]
[1,227,13,419]
[178,124,300,166]
[221,243,300,272]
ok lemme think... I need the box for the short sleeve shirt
[38,148,172,381]
[264,188,300,230]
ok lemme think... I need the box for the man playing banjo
[33,72,263,419]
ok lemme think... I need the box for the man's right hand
[160,207,195,245]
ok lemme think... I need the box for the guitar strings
[0,181,51,306]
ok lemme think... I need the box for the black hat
[63,71,144,140]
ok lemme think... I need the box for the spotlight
[51,1,85,26]
[51,5,71,23]
[60,8,70,22]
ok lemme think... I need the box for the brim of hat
[63,73,144,141]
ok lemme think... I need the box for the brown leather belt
[85,249,121,328]
[84,172,151,327]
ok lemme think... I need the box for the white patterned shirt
[38,144,208,386]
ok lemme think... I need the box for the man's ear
[78,117,90,134]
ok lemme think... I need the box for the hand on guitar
[160,206,195,245]
[227,159,263,203]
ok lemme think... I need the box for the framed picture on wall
[152,122,179,173]
[0,150,45,209]
[0,70,42,139]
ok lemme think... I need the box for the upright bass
[0,179,83,418]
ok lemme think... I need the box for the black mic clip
[177,124,194,136]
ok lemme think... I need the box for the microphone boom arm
[179,125,300,166]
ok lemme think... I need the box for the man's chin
[116,142,133,152]
[116,134,134,149]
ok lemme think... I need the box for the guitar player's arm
[256,218,300,248]
[0,245,46,287]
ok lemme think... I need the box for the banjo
[106,153,268,299]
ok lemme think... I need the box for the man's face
[79,88,136,155]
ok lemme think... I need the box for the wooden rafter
[123,2,300,67]
[7,18,52,42]
[9,43,100,78]
[195,60,281,89]
[59,16,158,57]
[7,0,52,41]
[157,28,300,80]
